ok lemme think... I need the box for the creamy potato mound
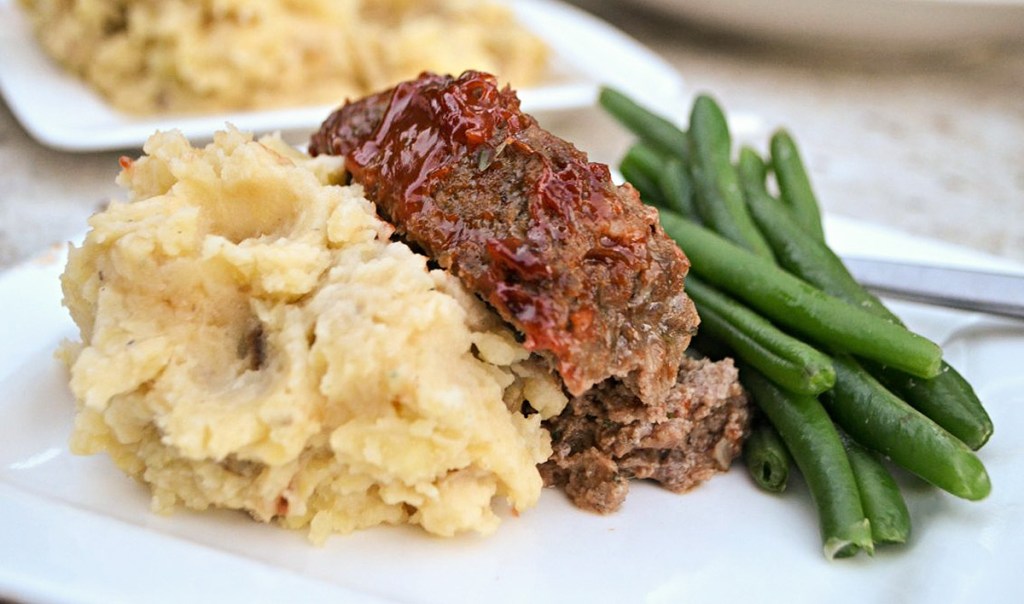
[20,0,549,114]
[59,128,567,540]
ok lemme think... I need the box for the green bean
[871,363,992,450]
[658,158,699,220]
[736,145,771,196]
[744,420,793,493]
[658,211,943,378]
[620,146,666,206]
[771,129,826,242]
[843,436,911,545]
[685,275,835,395]
[824,355,990,501]
[599,87,689,162]
[739,147,889,314]
[740,364,873,559]
[624,141,667,170]
[688,95,776,261]
[738,160,993,449]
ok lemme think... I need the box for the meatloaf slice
[309,71,698,403]
[540,356,749,513]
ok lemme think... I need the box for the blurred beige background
[1,0,1022,269]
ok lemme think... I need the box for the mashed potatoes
[20,0,549,115]
[59,128,567,540]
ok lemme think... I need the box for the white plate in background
[617,0,1024,50]
[2,216,1022,604]
[0,0,683,152]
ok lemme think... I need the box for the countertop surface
[1,0,1022,270]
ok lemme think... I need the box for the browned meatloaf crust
[310,71,749,512]
[309,71,698,404]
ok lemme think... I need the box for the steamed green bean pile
[600,87,993,560]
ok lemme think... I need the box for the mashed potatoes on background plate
[59,128,567,541]
[19,0,549,115]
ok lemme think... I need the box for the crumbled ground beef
[540,357,749,513]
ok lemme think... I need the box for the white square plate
[618,0,1024,50]
[0,0,683,152]
[2,215,1023,604]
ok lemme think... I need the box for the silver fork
[841,257,1024,321]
